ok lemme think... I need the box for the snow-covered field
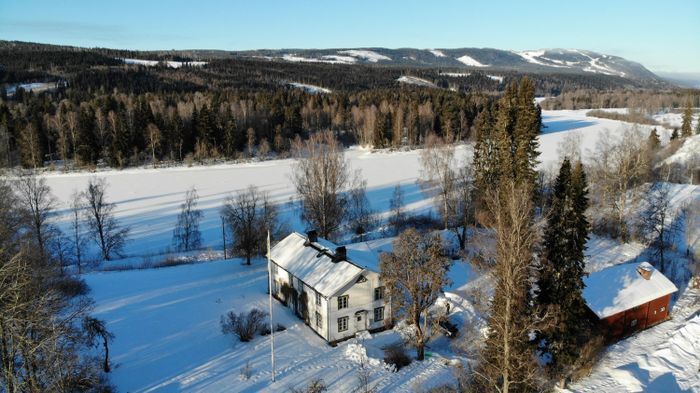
[120,58,207,68]
[397,75,436,88]
[40,109,674,261]
[37,109,699,392]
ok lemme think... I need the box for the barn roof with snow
[269,232,383,297]
[583,262,678,319]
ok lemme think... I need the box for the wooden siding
[599,294,672,341]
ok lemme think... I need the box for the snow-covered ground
[37,109,680,261]
[121,58,207,68]
[287,82,332,94]
[336,50,391,63]
[565,288,699,393]
[396,75,436,88]
[35,109,700,392]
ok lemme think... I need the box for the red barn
[583,262,678,340]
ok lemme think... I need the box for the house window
[374,306,384,322]
[630,319,638,327]
[315,292,322,306]
[315,311,322,328]
[297,278,303,290]
[338,316,349,332]
[374,287,384,301]
[271,263,278,275]
[288,271,293,284]
[272,280,279,295]
[338,295,349,309]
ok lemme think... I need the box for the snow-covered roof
[270,232,376,297]
[344,237,394,272]
[583,262,678,319]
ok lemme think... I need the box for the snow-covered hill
[231,47,665,84]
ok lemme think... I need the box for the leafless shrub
[383,344,412,371]
[240,360,253,380]
[220,308,269,342]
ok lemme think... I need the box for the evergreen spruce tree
[536,158,591,384]
[473,103,498,196]
[647,128,661,151]
[75,106,99,165]
[681,101,693,138]
[373,111,388,148]
[513,77,541,188]
[670,128,679,140]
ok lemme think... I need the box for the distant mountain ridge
[0,40,668,87]
[229,47,662,83]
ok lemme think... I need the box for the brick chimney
[637,264,652,280]
[305,230,318,244]
[333,246,347,262]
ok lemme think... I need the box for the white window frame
[338,295,349,310]
[338,316,349,332]
[374,287,384,301]
[374,306,384,322]
[315,311,322,328]
[315,292,322,306]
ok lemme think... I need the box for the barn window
[660,306,666,312]
[630,319,638,327]
[338,316,349,332]
[338,295,349,309]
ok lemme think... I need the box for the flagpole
[267,230,276,382]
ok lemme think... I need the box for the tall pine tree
[681,101,693,138]
[536,158,592,384]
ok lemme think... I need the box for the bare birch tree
[222,185,279,265]
[638,183,680,273]
[380,228,451,361]
[474,182,543,393]
[172,187,203,252]
[588,127,649,240]
[82,177,129,261]
[70,191,88,273]
[14,172,56,262]
[419,134,475,249]
[347,177,376,242]
[388,184,405,235]
[292,131,350,239]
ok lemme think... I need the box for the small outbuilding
[583,262,678,340]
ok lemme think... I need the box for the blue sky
[1,0,698,73]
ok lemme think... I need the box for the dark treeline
[541,89,700,111]
[0,83,492,168]
[0,41,673,170]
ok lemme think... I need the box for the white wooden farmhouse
[269,231,391,345]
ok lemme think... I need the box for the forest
[0,40,671,170]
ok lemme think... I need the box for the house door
[354,311,368,332]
